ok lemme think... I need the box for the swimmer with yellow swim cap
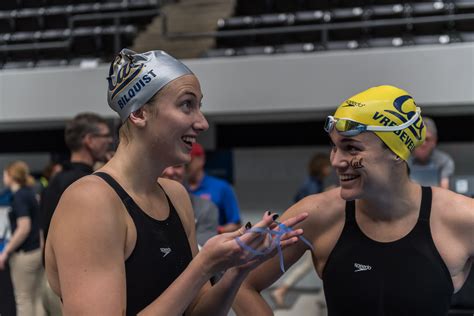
[328,85,425,161]
[234,85,474,316]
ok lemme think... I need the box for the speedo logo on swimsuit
[354,263,372,272]
[160,247,172,258]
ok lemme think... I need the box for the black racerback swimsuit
[94,172,193,316]
[323,186,453,316]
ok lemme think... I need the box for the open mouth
[182,136,196,148]
[339,174,360,182]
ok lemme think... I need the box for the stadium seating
[1,0,474,66]
[0,0,161,68]
[204,0,474,57]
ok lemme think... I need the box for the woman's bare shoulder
[49,174,128,243]
[281,187,346,236]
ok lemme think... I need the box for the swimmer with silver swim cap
[40,48,311,316]
[325,85,426,160]
[107,49,193,122]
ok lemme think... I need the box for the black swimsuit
[323,186,453,316]
[94,172,193,316]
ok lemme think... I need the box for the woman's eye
[181,101,192,110]
[347,146,360,152]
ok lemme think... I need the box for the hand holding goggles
[324,107,421,137]
[235,221,314,273]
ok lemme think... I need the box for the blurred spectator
[39,162,63,189]
[0,187,16,316]
[186,143,241,233]
[93,150,116,171]
[162,165,218,247]
[0,187,13,206]
[271,153,332,309]
[41,113,112,244]
[408,117,455,189]
[293,153,333,202]
[40,112,112,316]
[32,162,63,201]
[1,161,43,316]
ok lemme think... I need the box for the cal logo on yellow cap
[334,85,426,161]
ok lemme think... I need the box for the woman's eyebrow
[340,138,362,144]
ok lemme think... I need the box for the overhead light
[392,37,403,46]
[264,46,275,54]
[353,7,363,16]
[313,11,323,19]
[80,59,99,69]
[347,40,359,49]
[439,35,450,44]
[217,18,225,28]
[243,16,253,24]
[303,43,315,51]
[433,2,445,10]
[393,4,404,13]
[224,48,235,56]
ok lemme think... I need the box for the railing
[161,12,474,45]
[0,1,162,64]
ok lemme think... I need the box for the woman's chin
[339,187,363,201]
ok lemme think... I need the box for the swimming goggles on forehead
[324,107,421,137]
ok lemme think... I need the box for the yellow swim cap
[334,85,426,161]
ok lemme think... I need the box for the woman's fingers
[279,212,309,228]
[226,224,248,239]
[279,228,304,241]
[223,211,311,270]
[236,211,278,245]
[279,236,300,249]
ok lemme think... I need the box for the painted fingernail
[245,221,252,229]
[272,214,279,221]
[266,211,271,216]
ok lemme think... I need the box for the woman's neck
[357,178,421,221]
[102,141,168,195]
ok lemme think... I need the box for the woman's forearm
[190,267,250,316]
[4,224,30,255]
[138,252,213,316]
[232,283,274,316]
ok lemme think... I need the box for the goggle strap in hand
[235,223,314,273]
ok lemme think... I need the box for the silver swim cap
[107,49,193,122]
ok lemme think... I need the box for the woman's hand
[199,211,309,274]
[0,251,9,270]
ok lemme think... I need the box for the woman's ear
[129,108,146,127]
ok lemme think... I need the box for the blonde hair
[118,93,160,144]
[5,161,35,187]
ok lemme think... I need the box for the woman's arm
[154,179,308,316]
[233,190,343,315]
[0,217,31,269]
[53,176,308,315]
[188,211,309,316]
[232,237,310,315]
[138,211,307,316]
[0,189,36,269]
